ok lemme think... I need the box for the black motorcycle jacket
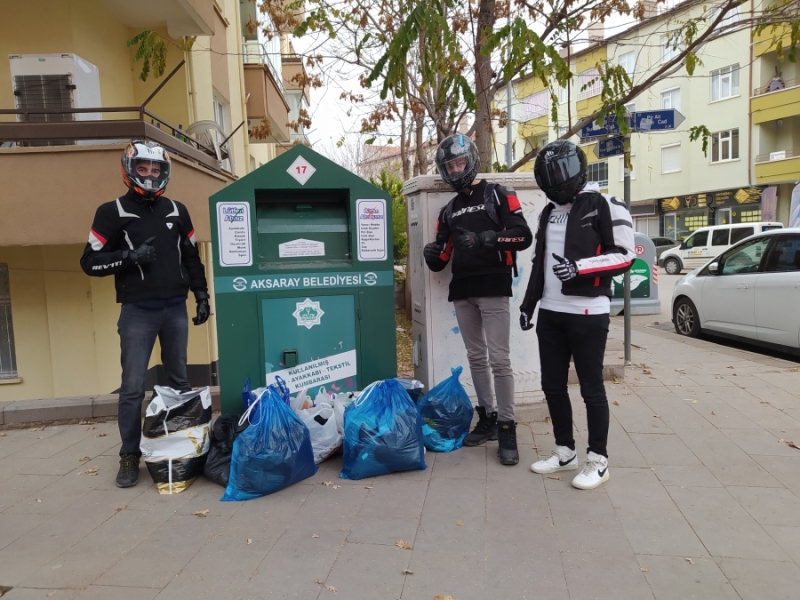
[520,183,635,317]
[80,190,208,304]
[424,180,532,301]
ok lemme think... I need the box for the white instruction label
[217,202,252,267]
[266,349,357,393]
[279,238,325,258]
[356,199,387,261]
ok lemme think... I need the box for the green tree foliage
[370,170,408,261]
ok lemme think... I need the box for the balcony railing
[243,41,286,98]
[753,77,798,97]
[755,148,800,163]
[0,106,227,173]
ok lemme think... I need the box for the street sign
[579,115,621,140]
[593,136,626,159]
[633,109,686,132]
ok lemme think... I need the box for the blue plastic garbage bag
[340,379,426,480]
[222,386,317,501]
[394,378,425,402]
[417,367,473,452]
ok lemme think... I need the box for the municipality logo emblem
[364,272,377,286]
[293,298,324,329]
[232,277,247,292]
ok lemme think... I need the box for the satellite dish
[185,120,234,172]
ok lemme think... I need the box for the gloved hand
[552,253,579,281]
[423,241,444,262]
[193,291,210,326]
[127,237,156,265]
[520,312,534,331]
[453,228,497,252]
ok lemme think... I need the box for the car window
[686,231,708,248]
[730,226,755,244]
[763,235,800,272]
[720,237,771,275]
[711,228,729,246]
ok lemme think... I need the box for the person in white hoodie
[520,140,635,490]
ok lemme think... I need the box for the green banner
[612,258,651,299]
[215,270,394,294]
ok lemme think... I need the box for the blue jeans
[117,302,190,456]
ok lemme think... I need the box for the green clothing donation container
[210,146,396,413]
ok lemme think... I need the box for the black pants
[537,308,610,457]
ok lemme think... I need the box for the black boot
[116,454,140,488]
[463,407,498,447]
[497,420,519,465]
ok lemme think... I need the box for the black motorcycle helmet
[435,134,480,192]
[533,140,588,205]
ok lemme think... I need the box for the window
[686,231,708,248]
[0,265,18,380]
[635,217,660,237]
[764,236,800,272]
[720,237,770,275]
[740,209,762,223]
[577,68,602,100]
[661,87,681,111]
[619,154,637,181]
[711,228,730,246]
[587,161,609,188]
[523,90,549,120]
[661,143,681,173]
[662,34,679,62]
[711,129,739,163]
[618,52,635,77]
[557,85,568,104]
[711,65,740,101]
[730,226,755,244]
[624,102,636,114]
[712,4,740,27]
[557,125,568,138]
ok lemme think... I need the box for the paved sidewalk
[1,319,800,599]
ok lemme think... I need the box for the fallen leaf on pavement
[787,441,800,450]
[691,400,697,404]
[325,585,337,593]
[30,426,45,432]
[364,486,373,489]
[711,411,716,416]
[116,505,126,512]
[36,498,42,503]
[86,426,95,431]
[0,432,6,437]
[79,456,91,462]
[247,539,252,545]
[96,433,108,437]
[613,401,620,406]
[779,438,785,443]
[455,520,463,526]
[314,579,324,585]
[192,509,210,517]
[312,534,320,538]
[396,539,413,550]
[640,567,649,572]
[402,569,414,575]
[642,369,652,375]
[84,467,99,475]
[332,485,341,489]
[686,557,695,565]
[547,476,563,481]
[653,415,661,418]
[435,596,455,600]
[47,591,56,597]
[79,420,92,425]
[322,481,332,486]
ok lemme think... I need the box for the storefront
[630,200,659,237]
[658,186,765,241]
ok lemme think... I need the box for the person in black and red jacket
[80,140,210,488]
[521,140,634,489]
[423,134,532,465]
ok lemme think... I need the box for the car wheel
[664,258,681,275]
[673,297,701,337]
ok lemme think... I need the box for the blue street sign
[579,115,621,140]
[633,109,686,132]
[593,136,626,158]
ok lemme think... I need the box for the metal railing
[755,148,800,163]
[242,41,286,98]
[752,77,798,97]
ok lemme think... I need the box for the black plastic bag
[203,415,249,487]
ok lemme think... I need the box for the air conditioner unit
[9,53,102,145]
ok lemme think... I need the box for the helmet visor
[442,156,469,177]
[539,153,583,188]
[130,158,170,191]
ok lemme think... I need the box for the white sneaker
[531,445,578,474]
[571,452,610,490]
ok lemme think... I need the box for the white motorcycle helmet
[121,140,171,199]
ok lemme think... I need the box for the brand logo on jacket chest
[451,205,485,219]
[166,223,174,229]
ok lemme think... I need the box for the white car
[672,227,800,353]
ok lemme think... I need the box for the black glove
[552,253,578,281]
[453,228,497,252]
[193,291,210,326]
[520,312,534,331]
[126,237,156,265]
[423,241,444,262]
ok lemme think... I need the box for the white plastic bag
[332,398,347,435]
[314,386,331,406]
[297,402,342,464]
[290,389,313,412]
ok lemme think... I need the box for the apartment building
[0,0,308,401]
[497,0,789,239]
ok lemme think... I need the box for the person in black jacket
[80,140,210,488]
[424,134,532,465]
[521,140,634,489]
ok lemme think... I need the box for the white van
[659,222,784,274]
